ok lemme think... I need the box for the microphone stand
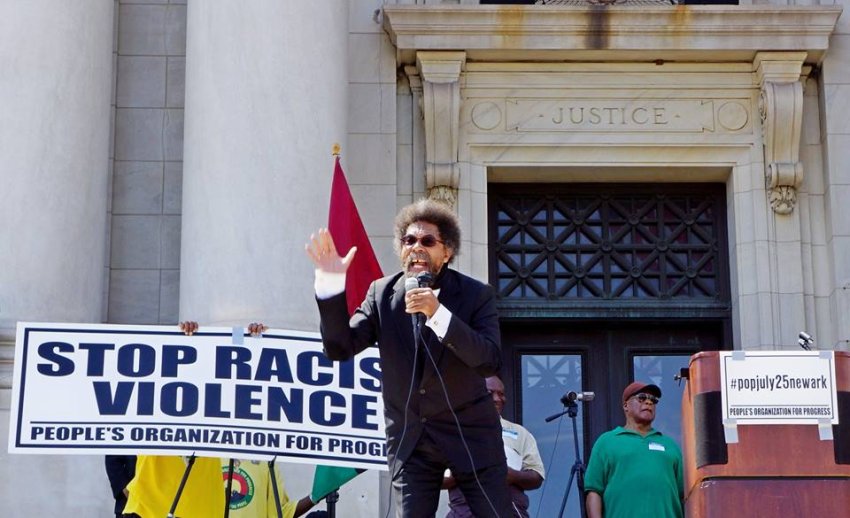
[546,400,587,518]
[326,489,340,518]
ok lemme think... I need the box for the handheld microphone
[406,272,434,345]
[416,271,433,288]
[404,275,419,292]
[560,391,595,404]
[415,272,434,330]
[404,277,419,314]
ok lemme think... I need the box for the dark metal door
[488,182,732,517]
[500,321,723,518]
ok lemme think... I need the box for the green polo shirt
[584,426,684,518]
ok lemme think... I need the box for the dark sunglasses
[400,234,443,248]
[630,393,659,405]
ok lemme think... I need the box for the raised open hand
[305,228,357,274]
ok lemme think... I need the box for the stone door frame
[385,4,841,350]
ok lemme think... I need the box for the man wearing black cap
[584,382,684,518]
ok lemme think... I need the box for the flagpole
[166,454,196,518]
[327,142,340,518]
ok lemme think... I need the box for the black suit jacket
[318,268,505,472]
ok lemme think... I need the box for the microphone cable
[418,325,502,518]
[383,341,420,518]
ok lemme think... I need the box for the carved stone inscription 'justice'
[548,104,671,127]
[500,99,749,133]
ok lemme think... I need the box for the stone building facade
[1,0,847,516]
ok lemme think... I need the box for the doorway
[488,182,732,517]
[500,321,724,517]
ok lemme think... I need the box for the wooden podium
[682,351,850,517]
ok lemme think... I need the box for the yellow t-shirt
[124,455,225,518]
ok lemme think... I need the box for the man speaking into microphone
[306,199,512,518]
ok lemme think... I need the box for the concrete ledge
[384,5,842,64]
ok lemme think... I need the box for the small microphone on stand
[546,390,595,422]
[798,331,814,351]
[560,391,595,405]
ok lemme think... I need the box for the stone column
[0,1,113,365]
[0,1,114,514]
[820,12,850,351]
[180,2,349,330]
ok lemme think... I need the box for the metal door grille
[489,184,730,317]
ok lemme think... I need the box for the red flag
[311,155,384,502]
[327,155,384,315]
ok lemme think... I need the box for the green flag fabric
[310,465,365,502]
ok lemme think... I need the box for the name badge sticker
[648,442,666,452]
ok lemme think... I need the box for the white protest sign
[719,351,838,425]
[9,322,387,471]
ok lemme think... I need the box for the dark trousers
[392,433,514,518]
